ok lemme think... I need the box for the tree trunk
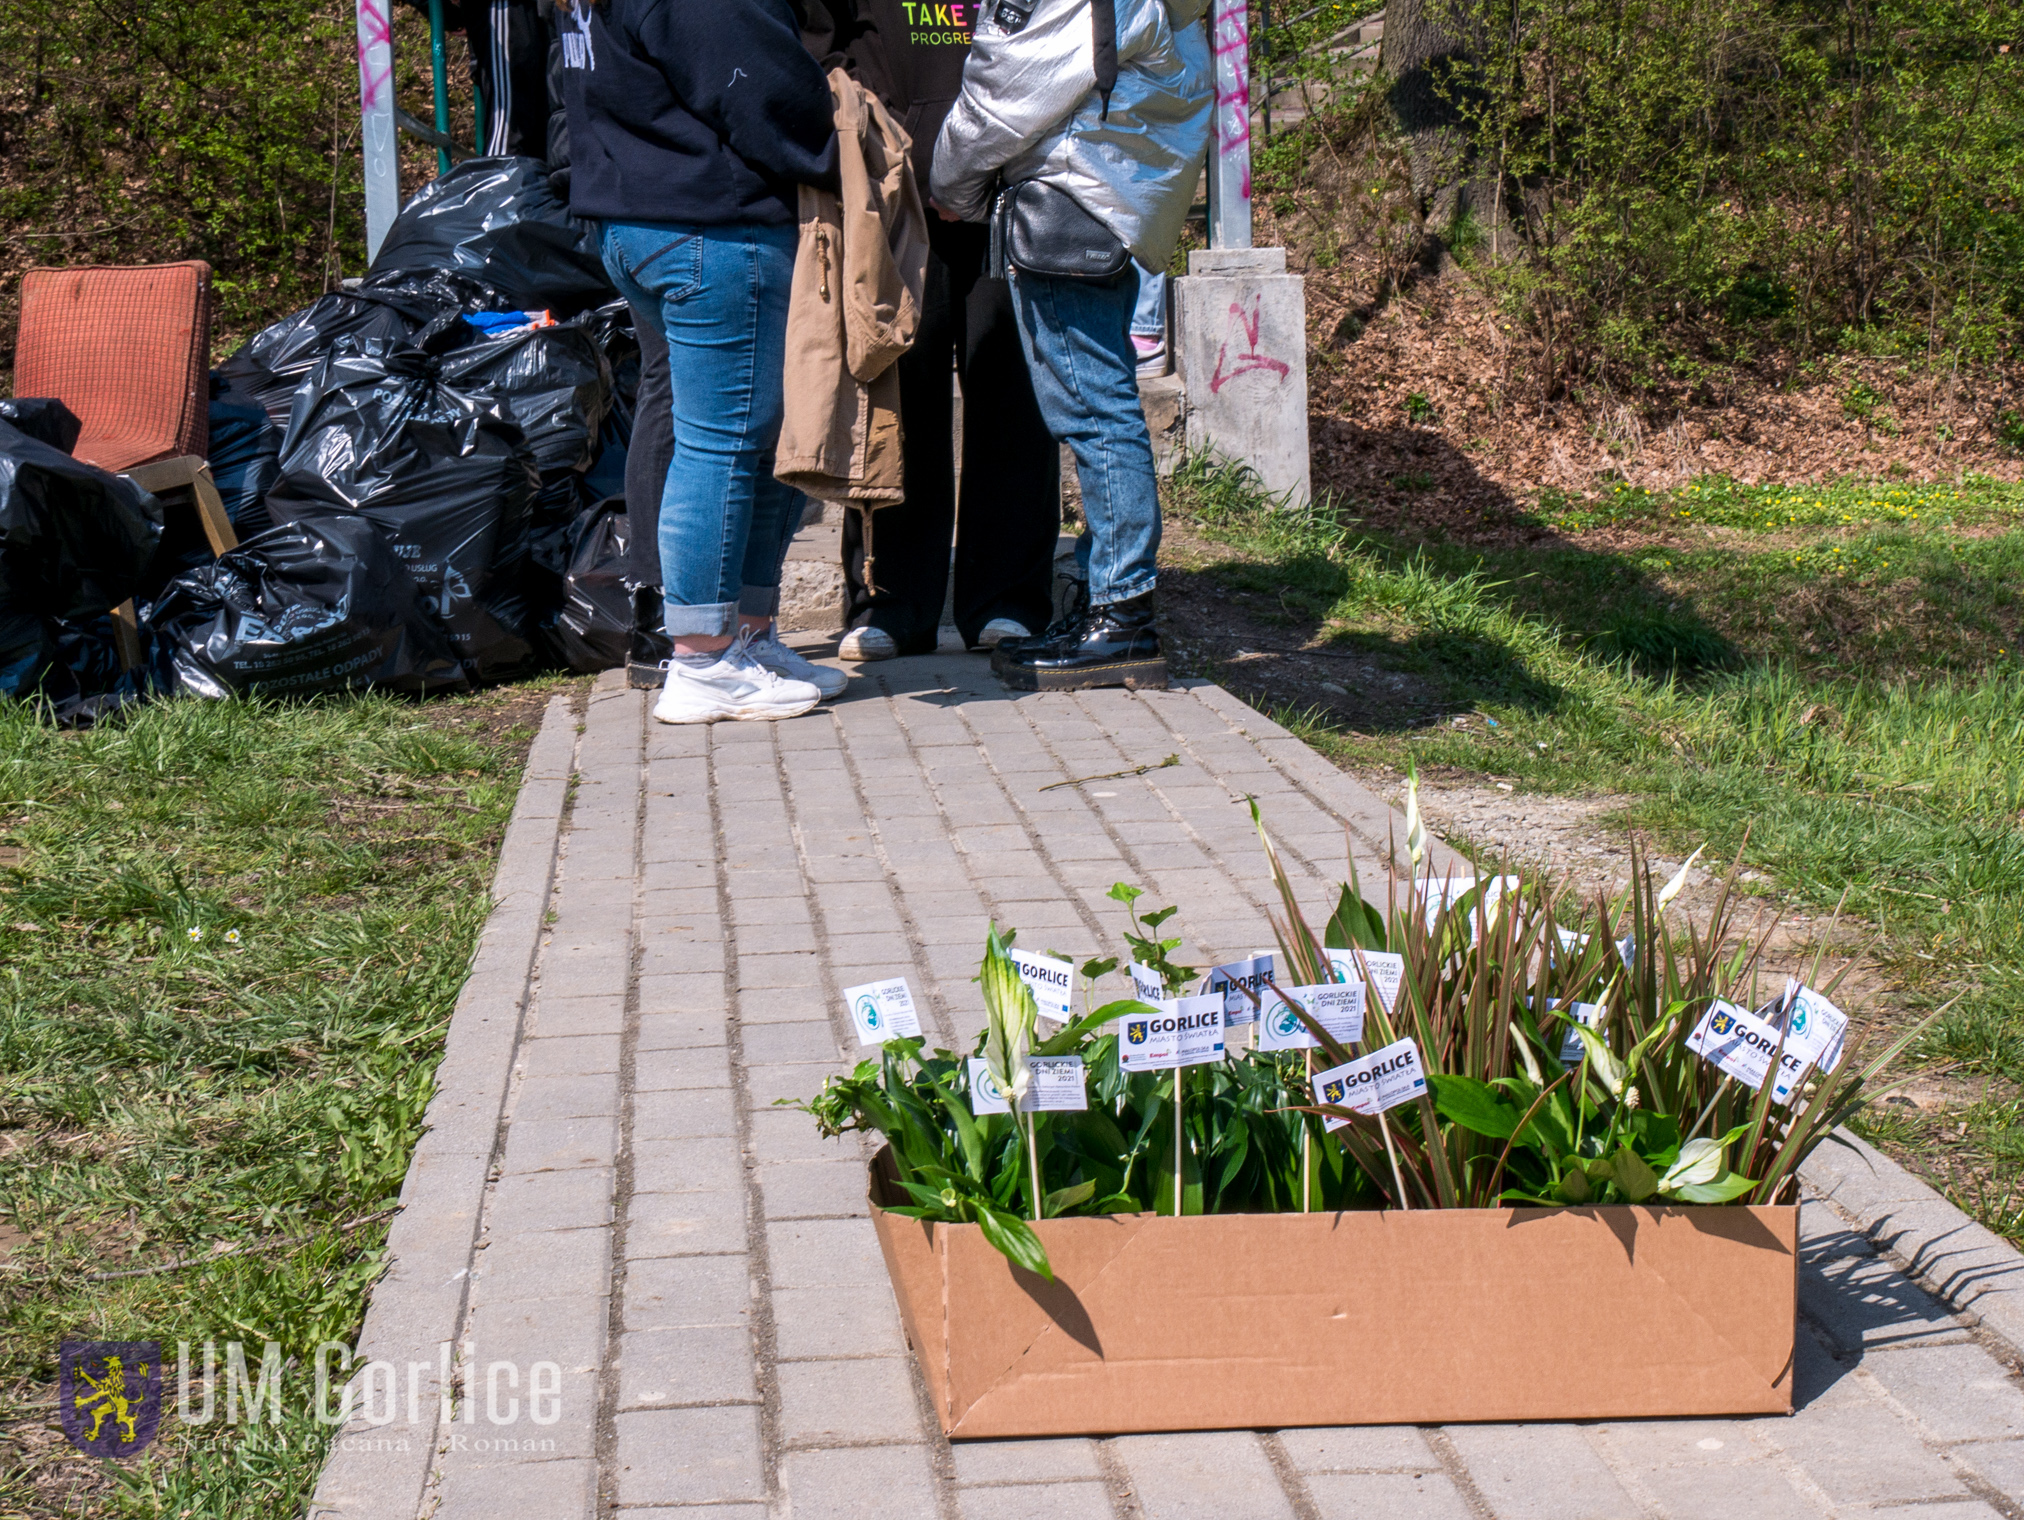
[1379,0,1475,234]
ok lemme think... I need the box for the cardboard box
[868,1154,1796,1437]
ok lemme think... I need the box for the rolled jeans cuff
[662,600,740,638]
[1093,574,1156,608]
[738,583,781,617]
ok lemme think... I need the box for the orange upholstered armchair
[14,261,240,662]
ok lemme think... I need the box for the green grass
[1164,455,2024,1243]
[0,686,552,1517]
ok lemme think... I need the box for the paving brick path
[313,652,2024,1520]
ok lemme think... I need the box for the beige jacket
[775,69,930,505]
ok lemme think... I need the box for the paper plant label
[1423,875,1520,942]
[1777,980,1849,1074]
[1027,1055,1089,1111]
[843,977,922,1045]
[1117,993,1225,1071]
[1309,1038,1427,1129]
[1205,955,1273,1025]
[967,1055,1089,1114]
[1550,1000,1607,1065]
[1010,948,1075,1023]
[1686,1001,1809,1102]
[1128,961,1168,1005]
[1256,982,1366,1052]
[1326,948,1404,1017]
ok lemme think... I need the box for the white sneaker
[652,632,823,724]
[977,618,1031,648]
[839,626,898,662]
[748,629,848,700]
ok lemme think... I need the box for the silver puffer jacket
[931,0,1213,271]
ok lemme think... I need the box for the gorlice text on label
[1309,1038,1427,1128]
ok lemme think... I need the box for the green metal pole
[473,81,487,156]
[428,0,451,175]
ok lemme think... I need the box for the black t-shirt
[808,0,976,188]
[560,0,839,227]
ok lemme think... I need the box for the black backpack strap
[1092,0,1118,120]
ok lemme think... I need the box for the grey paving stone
[631,1086,738,1142]
[1804,1252,1975,1352]
[775,1357,922,1445]
[473,1225,611,1303]
[731,893,817,928]
[623,1253,752,1331]
[732,921,823,957]
[766,1217,888,1290]
[500,1115,618,1175]
[744,1061,849,1107]
[1767,1399,1970,1506]
[517,1033,623,1077]
[951,1438,1105,1485]
[511,1072,620,1123]
[1627,1457,1821,1520]
[1857,1506,2004,1520]
[616,1324,758,1408]
[611,1405,764,1507]
[757,1159,872,1219]
[740,1020,846,1066]
[630,1137,744,1195]
[1110,1431,1297,1520]
[738,985,835,1024]
[1440,1424,1642,1519]
[633,1043,733,1092]
[431,1453,595,1520]
[1275,1427,1439,1473]
[463,1291,609,1377]
[1862,1342,2024,1442]
[957,1482,1114,1520]
[1954,1438,2024,1495]
[770,1285,906,1360]
[625,1186,748,1258]
[1305,1473,1474,1520]
[529,992,628,1038]
[636,1008,732,1050]
[778,1445,941,1520]
[634,971,728,1014]
[746,1107,856,1164]
[486,1167,615,1237]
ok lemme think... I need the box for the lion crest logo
[60,1341,163,1458]
[1710,1010,1736,1037]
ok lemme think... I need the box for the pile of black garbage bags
[1,159,647,719]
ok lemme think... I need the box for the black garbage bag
[0,613,55,700]
[440,318,610,480]
[206,374,282,538]
[364,157,614,318]
[149,518,469,699]
[0,398,82,454]
[216,286,468,427]
[534,495,633,673]
[0,610,165,724]
[0,420,165,620]
[263,335,539,683]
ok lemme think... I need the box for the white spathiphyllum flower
[980,926,1037,1108]
[1404,766,1428,867]
[1659,1137,1725,1192]
[1656,845,1706,914]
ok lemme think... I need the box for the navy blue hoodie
[560,0,839,227]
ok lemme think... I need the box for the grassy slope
[1162,461,2024,1243]
[0,683,560,1517]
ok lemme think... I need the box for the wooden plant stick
[1173,1060,1184,1217]
[1302,1049,1315,1212]
[1377,1110,1410,1208]
[1027,1115,1042,1223]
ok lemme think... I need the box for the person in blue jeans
[932,0,1212,691]
[558,0,848,722]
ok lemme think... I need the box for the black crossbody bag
[988,0,1130,282]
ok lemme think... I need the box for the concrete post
[1173,247,1311,506]
[356,0,401,263]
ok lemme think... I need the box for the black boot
[995,591,1167,692]
[626,584,673,689]
[992,576,1088,669]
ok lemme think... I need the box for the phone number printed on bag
[1309,1038,1427,1129]
[843,977,922,1046]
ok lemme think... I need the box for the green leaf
[1107,882,1144,905]
[1611,1146,1660,1203]
[1556,1166,1593,1203]
[1044,1180,1097,1213]
[1081,956,1119,981]
[1323,882,1387,952]
[1430,1073,1524,1139]
[976,1206,1054,1281]
[1671,1172,1759,1204]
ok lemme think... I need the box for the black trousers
[623,305,672,588]
[842,219,1059,653]
[467,0,550,158]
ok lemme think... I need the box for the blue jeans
[1009,268,1161,607]
[599,220,803,637]
[1131,264,1168,341]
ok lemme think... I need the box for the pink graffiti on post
[357,0,393,109]
[1212,4,1252,201]
[1209,296,1290,395]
